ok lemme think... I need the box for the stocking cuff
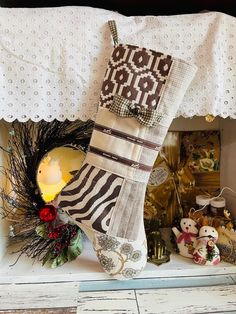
[155,57,198,124]
[86,58,197,183]
[99,43,197,127]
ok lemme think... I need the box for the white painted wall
[0,121,10,261]
[220,118,236,218]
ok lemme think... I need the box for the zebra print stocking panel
[56,163,123,234]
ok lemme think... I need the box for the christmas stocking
[55,21,197,279]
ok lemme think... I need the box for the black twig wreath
[0,119,94,267]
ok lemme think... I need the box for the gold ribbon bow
[109,94,162,128]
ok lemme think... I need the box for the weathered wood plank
[230,274,236,284]
[79,274,235,291]
[0,308,76,314]
[0,282,79,310]
[77,290,139,314]
[136,285,236,314]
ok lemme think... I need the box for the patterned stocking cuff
[99,43,197,127]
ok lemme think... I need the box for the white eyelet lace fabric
[0,7,236,122]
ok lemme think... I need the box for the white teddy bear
[193,225,220,265]
[172,218,198,258]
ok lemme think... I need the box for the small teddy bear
[172,218,198,258]
[193,225,220,266]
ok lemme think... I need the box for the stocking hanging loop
[108,20,119,47]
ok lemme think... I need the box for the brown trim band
[94,123,161,151]
[88,146,153,172]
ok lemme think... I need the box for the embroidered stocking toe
[55,21,197,279]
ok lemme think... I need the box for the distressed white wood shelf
[0,238,235,285]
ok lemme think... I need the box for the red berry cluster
[38,204,78,257]
[50,224,78,257]
[48,231,59,239]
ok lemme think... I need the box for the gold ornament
[147,230,171,266]
[205,114,215,123]
[146,218,171,266]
